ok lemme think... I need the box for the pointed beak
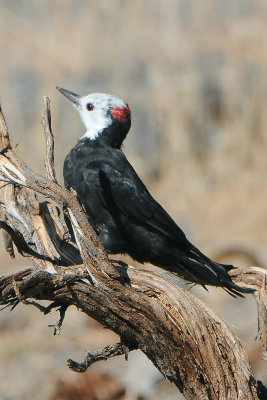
[56,87,81,106]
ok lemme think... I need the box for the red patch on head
[111,104,131,121]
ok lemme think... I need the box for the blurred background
[0,1,266,399]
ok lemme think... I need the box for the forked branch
[0,99,266,400]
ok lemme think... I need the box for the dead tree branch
[42,96,57,184]
[0,99,266,400]
[67,342,132,373]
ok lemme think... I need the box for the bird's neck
[82,119,131,149]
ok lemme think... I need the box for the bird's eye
[86,103,94,111]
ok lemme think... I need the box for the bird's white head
[57,87,131,141]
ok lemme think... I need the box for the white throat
[80,109,112,140]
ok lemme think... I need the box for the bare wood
[0,99,266,399]
[229,266,267,359]
[0,106,14,258]
[0,104,10,152]
[42,96,57,183]
[68,342,133,373]
[0,183,15,258]
[0,265,265,399]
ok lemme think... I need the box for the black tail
[209,261,254,297]
[176,246,255,297]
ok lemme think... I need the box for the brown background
[0,1,266,399]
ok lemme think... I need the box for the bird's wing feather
[85,163,187,243]
[81,159,254,297]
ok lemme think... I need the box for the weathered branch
[42,96,57,184]
[0,106,14,258]
[0,265,266,399]
[48,304,68,335]
[67,342,134,373]
[0,99,266,399]
[0,103,11,152]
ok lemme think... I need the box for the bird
[58,86,253,297]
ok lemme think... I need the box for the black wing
[90,162,188,245]
[82,159,254,297]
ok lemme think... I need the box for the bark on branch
[0,99,266,400]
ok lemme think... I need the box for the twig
[42,97,57,183]
[12,279,61,314]
[12,276,68,334]
[67,342,135,373]
[0,104,11,152]
[48,304,68,335]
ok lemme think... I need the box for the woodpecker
[58,87,253,297]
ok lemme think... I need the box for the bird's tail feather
[175,249,254,297]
